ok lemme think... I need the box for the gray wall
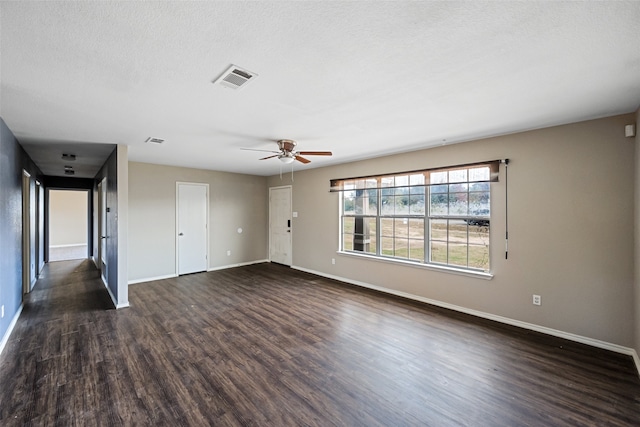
[268,113,636,348]
[93,145,129,308]
[0,118,42,344]
[128,162,268,283]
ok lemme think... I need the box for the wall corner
[116,144,129,308]
[634,106,640,376]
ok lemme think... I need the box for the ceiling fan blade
[260,155,279,160]
[241,148,280,153]
[295,155,311,164]
[297,151,332,156]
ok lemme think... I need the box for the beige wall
[128,162,268,282]
[268,114,636,347]
[49,189,88,246]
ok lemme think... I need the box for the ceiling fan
[241,139,332,164]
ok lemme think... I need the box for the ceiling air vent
[213,65,257,90]
[145,137,165,144]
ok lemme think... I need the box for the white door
[269,186,292,266]
[177,183,208,275]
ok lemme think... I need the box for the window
[334,161,499,273]
[428,167,491,270]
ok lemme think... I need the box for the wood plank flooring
[1,259,639,426]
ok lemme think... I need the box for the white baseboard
[0,303,24,356]
[292,265,640,376]
[129,274,177,285]
[127,260,269,285]
[50,243,87,248]
[632,350,640,378]
[208,259,269,272]
[101,276,129,309]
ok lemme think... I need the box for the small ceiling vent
[145,137,165,144]
[213,65,257,90]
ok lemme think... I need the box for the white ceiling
[1,1,639,177]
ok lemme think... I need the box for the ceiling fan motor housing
[278,139,297,153]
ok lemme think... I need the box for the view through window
[339,163,494,272]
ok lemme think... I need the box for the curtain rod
[330,159,505,188]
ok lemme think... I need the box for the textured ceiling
[1,1,639,177]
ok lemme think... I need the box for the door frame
[46,188,91,262]
[175,182,210,276]
[22,170,32,294]
[268,185,292,266]
[22,171,38,292]
[98,177,107,285]
[36,180,45,275]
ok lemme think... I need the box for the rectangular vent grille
[145,137,165,144]
[61,153,76,161]
[213,65,257,90]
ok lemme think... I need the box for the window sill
[336,251,494,280]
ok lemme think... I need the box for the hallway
[0,260,114,425]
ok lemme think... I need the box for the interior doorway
[37,180,45,275]
[48,189,89,262]
[22,170,36,293]
[97,178,108,285]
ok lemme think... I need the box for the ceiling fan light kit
[279,154,295,164]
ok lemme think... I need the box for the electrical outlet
[331,258,335,265]
[226,250,231,256]
[533,295,541,306]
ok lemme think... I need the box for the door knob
[179,233,184,236]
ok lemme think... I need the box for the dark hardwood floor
[1,260,639,426]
